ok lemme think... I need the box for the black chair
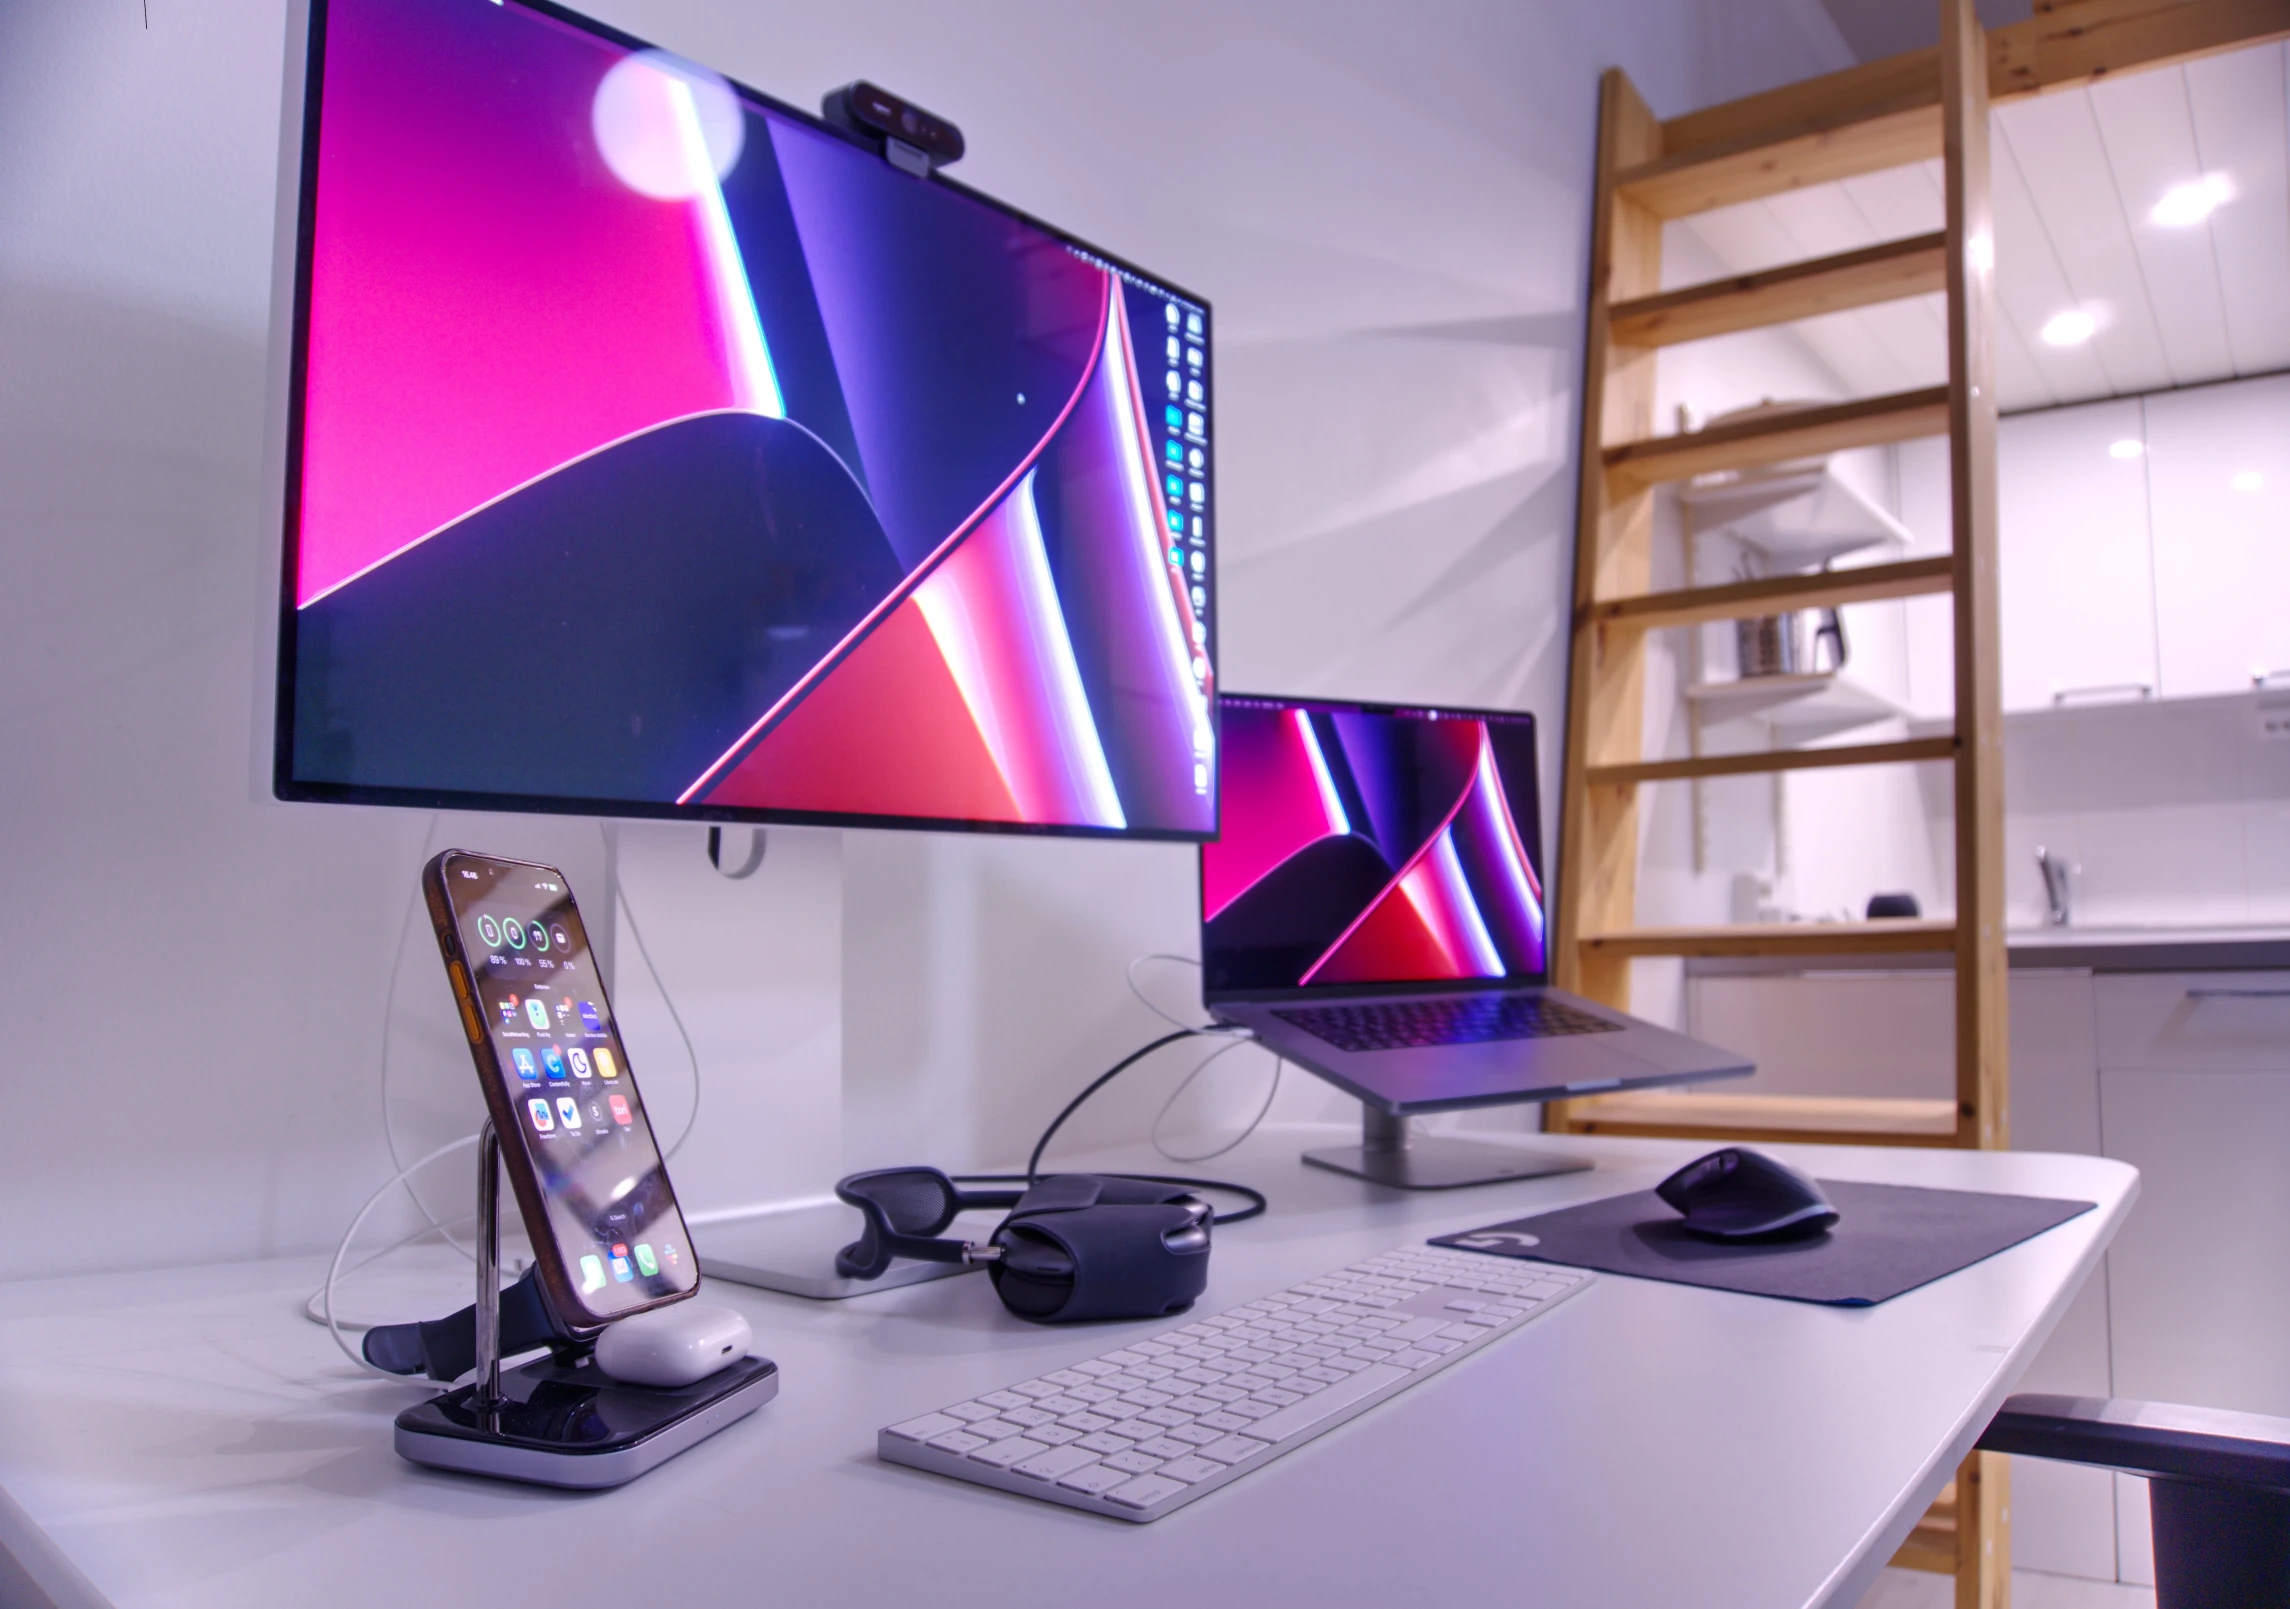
[1978,1394,2290,1609]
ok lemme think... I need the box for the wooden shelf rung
[1558,1091,1962,1145]
[1585,555,1954,633]
[1621,4,2290,221]
[1610,233,1947,348]
[1586,735,1955,788]
[1604,388,1950,487]
[1579,919,1957,960]
[1618,104,1942,220]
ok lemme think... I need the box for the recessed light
[2108,439,2145,460]
[2231,470,2263,492]
[2151,173,2235,228]
[2041,309,2097,347]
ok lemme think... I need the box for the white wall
[0,0,1861,1278]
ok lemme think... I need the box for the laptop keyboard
[1272,993,1622,1053]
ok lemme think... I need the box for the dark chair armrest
[1979,1393,2290,1489]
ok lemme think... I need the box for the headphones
[834,1167,1266,1323]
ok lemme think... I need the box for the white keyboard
[878,1242,1592,1521]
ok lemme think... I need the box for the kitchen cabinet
[2143,372,2290,699]
[1997,399,2159,713]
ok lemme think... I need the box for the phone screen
[439,853,697,1321]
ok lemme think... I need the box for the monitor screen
[276,0,1216,839]
[1200,697,1545,997]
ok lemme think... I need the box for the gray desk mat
[1429,1180,2095,1306]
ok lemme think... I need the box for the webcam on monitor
[821,80,965,176]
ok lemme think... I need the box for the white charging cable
[313,1132,481,1380]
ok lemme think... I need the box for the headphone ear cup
[987,1201,1211,1323]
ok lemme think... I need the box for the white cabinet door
[1997,398,2159,713]
[2146,372,2290,698]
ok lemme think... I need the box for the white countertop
[0,1127,2137,1609]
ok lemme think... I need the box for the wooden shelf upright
[1545,2,2290,1602]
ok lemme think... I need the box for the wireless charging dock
[393,1123,778,1488]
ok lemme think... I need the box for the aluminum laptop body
[1201,695,1749,1187]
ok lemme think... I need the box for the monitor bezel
[269,0,1219,844]
[1199,692,1547,1004]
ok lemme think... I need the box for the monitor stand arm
[1301,1104,1593,1191]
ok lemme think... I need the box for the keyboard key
[1073,1361,1118,1377]
[1008,1381,1058,1400]
[1002,1406,1056,1429]
[942,1402,996,1423]
[1044,1370,1091,1388]
[1106,1474,1187,1510]
[886,1412,962,1443]
[965,1418,1022,1441]
[1060,1412,1114,1433]
[1197,1411,1250,1432]
[1248,1364,1408,1442]
[1195,1434,1272,1466]
[1030,1425,1083,1447]
[1136,1437,1193,1459]
[1057,1464,1133,1496]
[971,1437,1049,1469]
[979,1391,1030,1411]
[1102,1450,1164,1475]
[1103,1350,1148,1367]
[1168,1424,1222,1447]
[1105,1418,1165,1442]
[926,1430,989,1454]
[1387,1350,1439,1369]
[1157,1456,1223,1484]
[1076,1432,1134,1455]
[1013,1445,1100,1481]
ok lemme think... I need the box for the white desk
[0,1126,2135,1609]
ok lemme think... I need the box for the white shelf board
[1682,466,1913,570]
[1685,670,1904,740]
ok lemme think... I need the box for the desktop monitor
[273,0,1217,840]
[1200,696,1546,999]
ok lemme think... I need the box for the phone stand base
[394,1352,777,1488]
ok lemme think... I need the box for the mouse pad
[1429,1181,2095,1306]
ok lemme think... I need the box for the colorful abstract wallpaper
[1202,699,1546,994]
[283,0,1215,835]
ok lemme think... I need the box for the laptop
[1200,694,1751,1187]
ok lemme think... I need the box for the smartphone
[423,849,698,1329]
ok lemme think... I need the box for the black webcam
[821,81,965,176]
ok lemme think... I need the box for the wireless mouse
[1656,1147,1839,1241]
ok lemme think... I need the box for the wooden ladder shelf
[1546,4,2290,1602]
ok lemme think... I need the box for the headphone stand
[390,1121,779,1488]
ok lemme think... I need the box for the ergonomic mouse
[1656,1147,1839,1241]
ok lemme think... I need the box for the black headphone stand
[391,1121,778,1488]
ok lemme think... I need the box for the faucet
[2035,846,2072,927]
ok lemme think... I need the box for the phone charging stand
[393,1123,778,1489]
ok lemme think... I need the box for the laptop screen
[1200,696,1545,998]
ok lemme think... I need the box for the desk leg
[1955,1450,2010,1609]
[1888,1450,2009,1605]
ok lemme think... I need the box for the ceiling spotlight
[2041,308,2097,347]
[2108,439,2145,460]
[2151,173,2235,228]
[2232,470,2264,492]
